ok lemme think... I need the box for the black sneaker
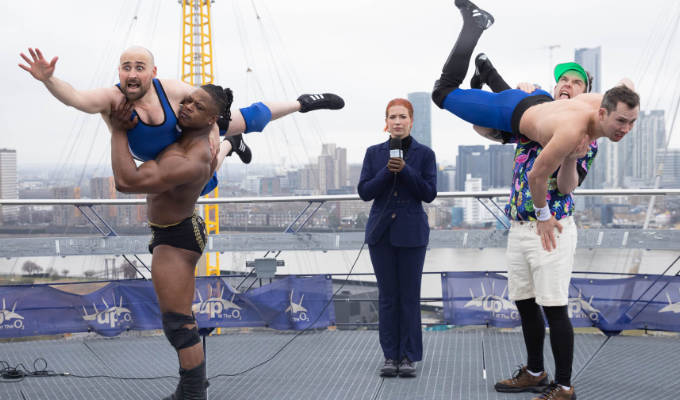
[455,0,495,30]
[380,359,398,377]
[470,53,495,89]
[226,134,252,164]
[164,361,208,400]
[398,357,416,378]
[297,93,345,113]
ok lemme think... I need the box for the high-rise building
[407,92,432,148]
[592,139,613,189]
[299,164,319,192]
[259,176,282,196]
[463,174,493,225]
[348,164,362,192]
[315,143,348,193]
[51,186,80,226]
[437,165,456,192]
[318,154,334,193]
[574,47,601,92]
[335,147,348,188]
[620,110,666,187]
[455,145,487,191]
[321,143,336,157]
[658,148,680,188]
[575,46,603,191]
[487,144,515,188]
[0,149,18,223]
[90,176,117,218]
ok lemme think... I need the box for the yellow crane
[180,0,220,278]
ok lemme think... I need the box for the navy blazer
[358,137,437,247]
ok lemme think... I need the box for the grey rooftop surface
[1,328,678,400]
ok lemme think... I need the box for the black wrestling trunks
[148,214,206,254]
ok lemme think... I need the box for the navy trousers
[369,232,426,362]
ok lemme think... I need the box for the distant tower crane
[180,0,219,277]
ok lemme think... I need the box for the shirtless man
[109,84,232,400]
[431,0,639,248]
[19,46,344,194]
[468,55,598,400]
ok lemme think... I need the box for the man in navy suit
[358,98,437,378]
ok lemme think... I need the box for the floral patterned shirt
[504,135,598,221]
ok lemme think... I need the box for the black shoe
[226,134,252,164]
[470,53,495,89]
[380,359,398,377]
[455,0,495,30]
[398,357,416,378]
[297,93,345,113]
[164,361,208,400]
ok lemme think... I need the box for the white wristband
[535,205,552,221]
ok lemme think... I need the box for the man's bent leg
[432,0,494,107]
[152,245,207,399]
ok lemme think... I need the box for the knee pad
[240,102,272,133]
[162,311,201,351]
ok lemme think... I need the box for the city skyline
[3,1,680,170]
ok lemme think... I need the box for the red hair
[384,98,414,131]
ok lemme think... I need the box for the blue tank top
[115,79,217,195]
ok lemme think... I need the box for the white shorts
[506,216,577,307]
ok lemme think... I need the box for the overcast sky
[2,0,680,174]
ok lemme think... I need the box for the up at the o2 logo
[285,290,309,322]
[81,296,133,329]
[568,291,601,322]
[192,288,242,320]
[463,284,519,321]
[659,289,680,314]
[0,298,25,330]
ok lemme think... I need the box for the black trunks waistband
[148,214,206,255]
[510,94,553,135]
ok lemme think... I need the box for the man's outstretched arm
[19,48,115,114]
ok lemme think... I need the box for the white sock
[527,369,543,377]
[560,385,571,391]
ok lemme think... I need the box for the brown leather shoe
[531,381,577,400]
[495,365,549,393]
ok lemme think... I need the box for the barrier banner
[247,275,335,330]
[442,272,520,328]
[442,272,680,333]
[569,275,680,333]
[0,275,334,338]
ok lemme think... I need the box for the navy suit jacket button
[391,213,396,219]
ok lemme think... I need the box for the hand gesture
[110,99,139,133]
[516,82,538,94]
[19,48,58,82]
[536,216,563,252]
[387,157,405,173]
